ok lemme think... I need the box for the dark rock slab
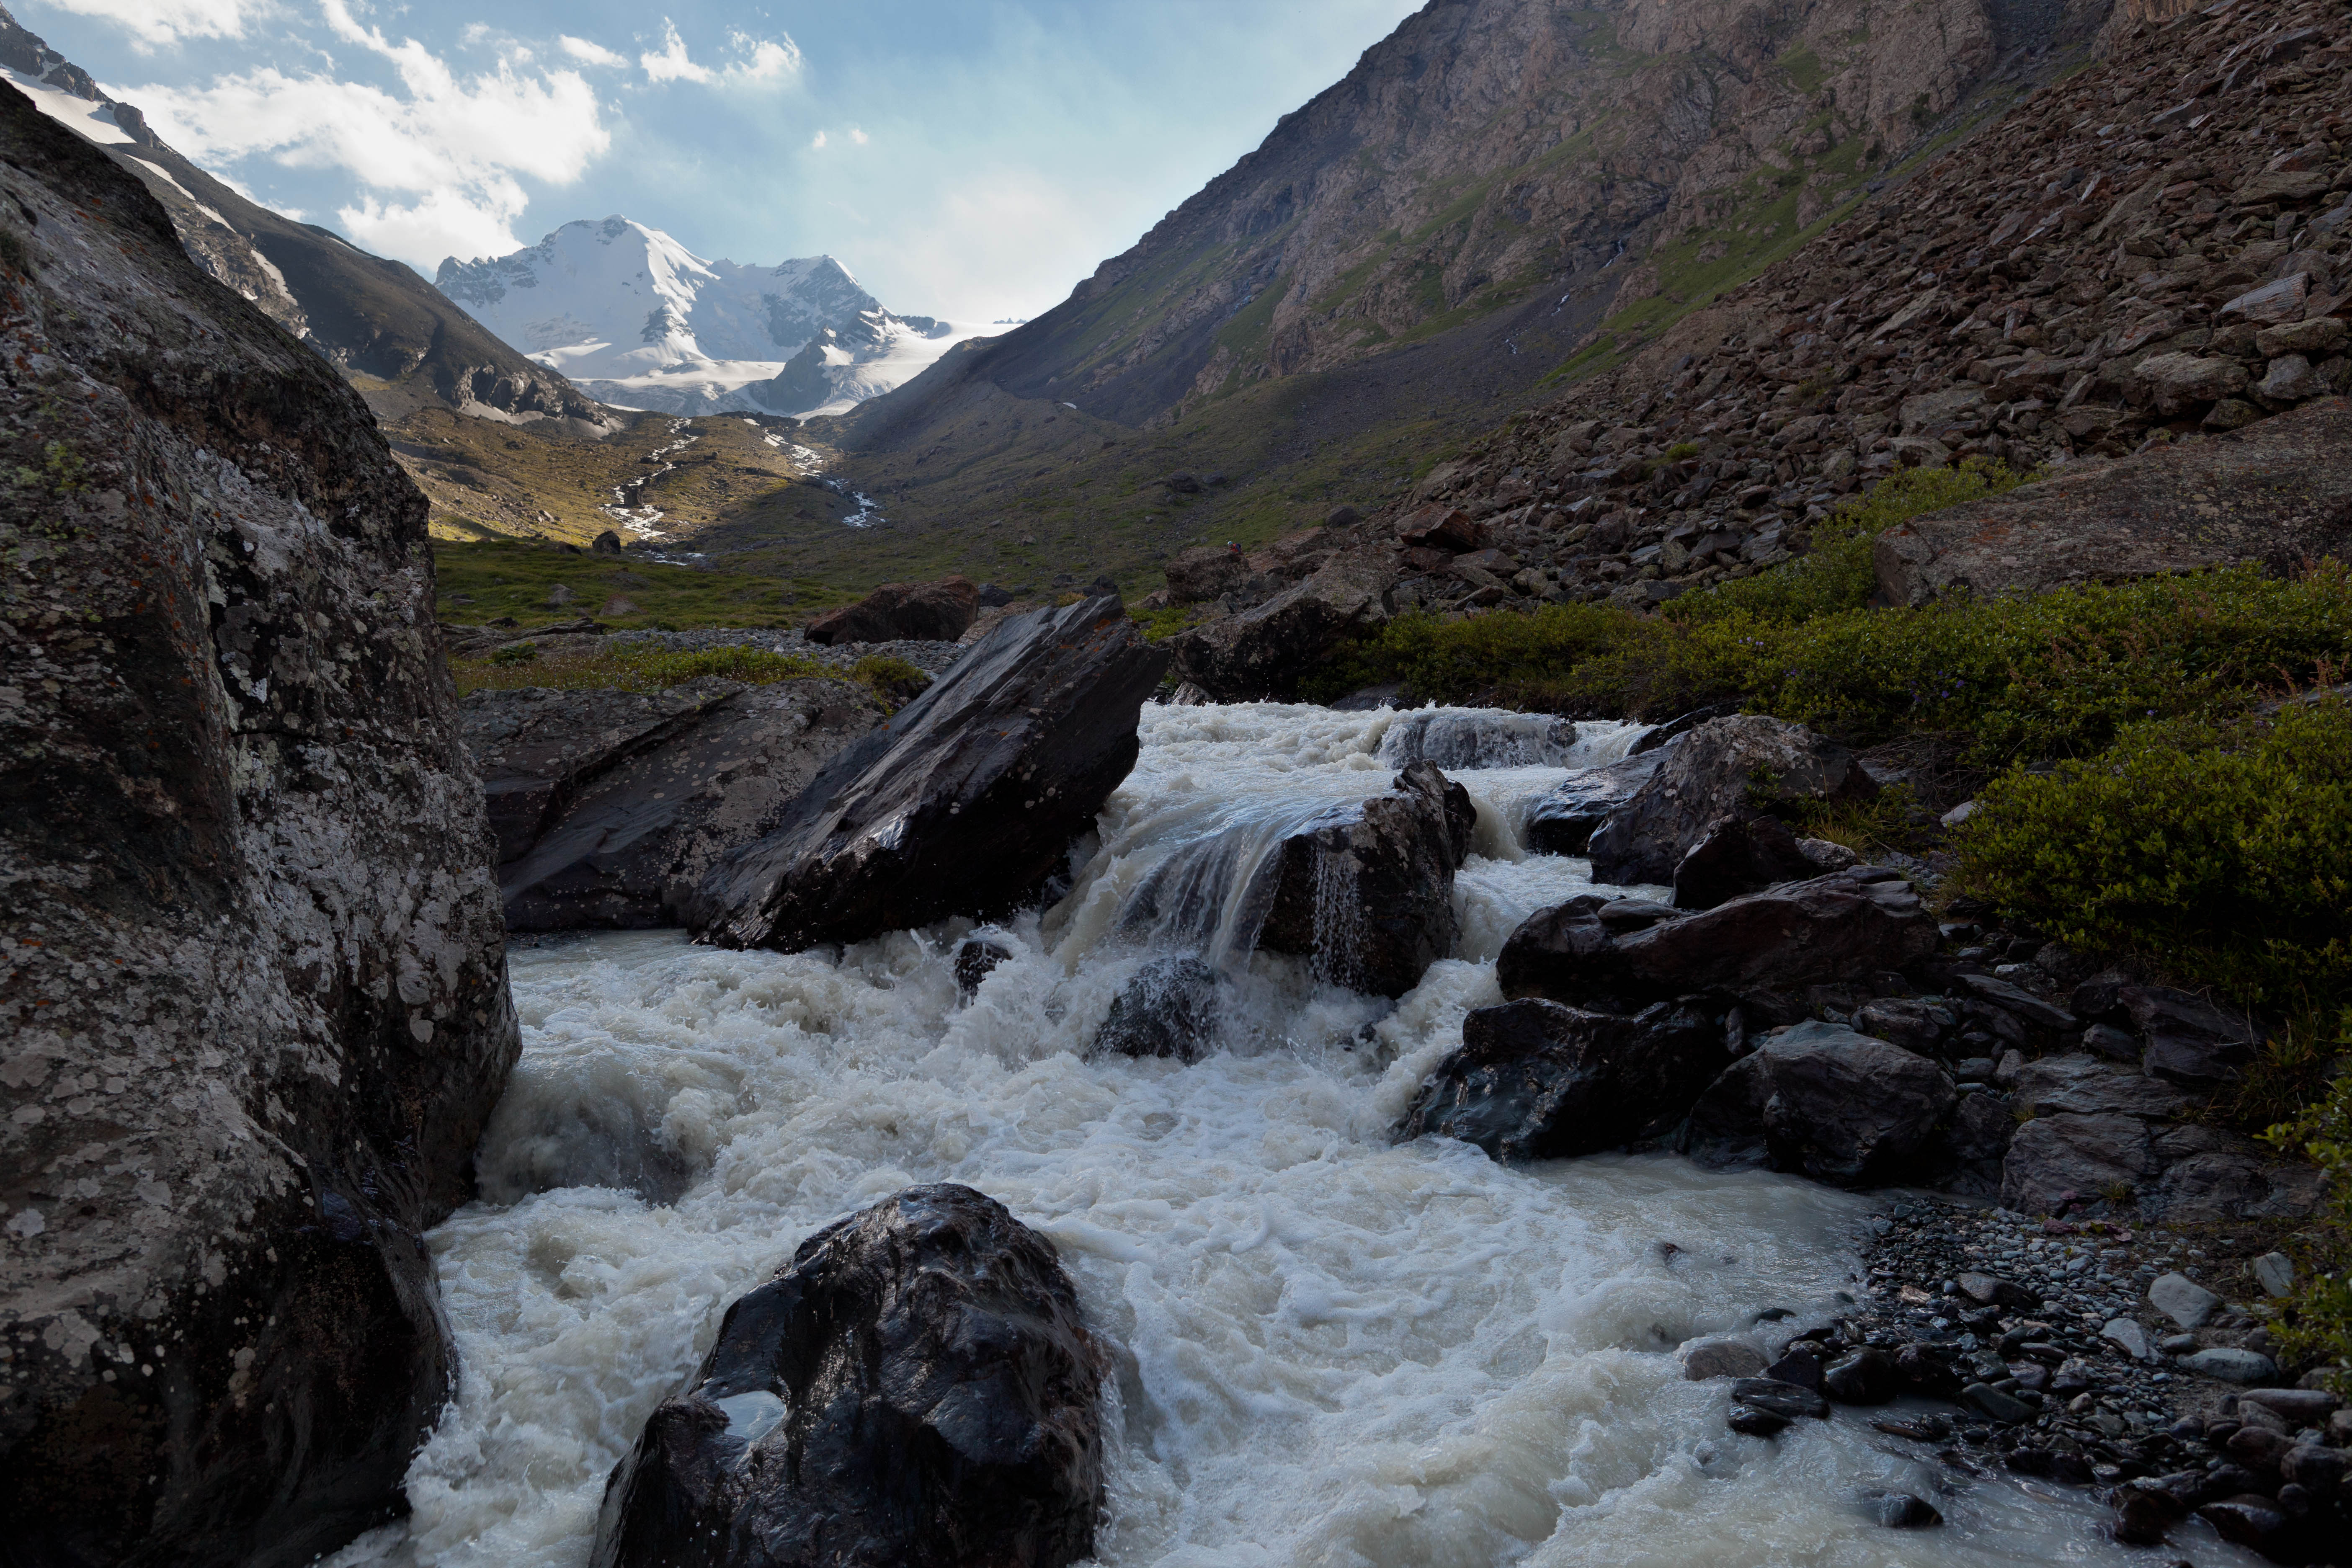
[1397,998,1727,1160]
[1169,541,1398,700]
[687,597,1168,951]
[1999,1112,2159,1214]
[1091,956,1224,1062]
[1253,761,1475,996]
[1522,748,1663,855]
[469,678,888,931]
[2123,984,2258,1090]
[805,575,980,645]
[593,1185,1104,1568]
[1730,1378,1831,1420]
[1684,1021,1956,1186]
[2143,1124,2328,1222]
[1499,869,1936,1012]
[2011,1054,2189,1121]
[1874,397,2352,608]
[0,91,516,1567]
[1586,716,1875,887]
[1823,1349,1899,1405]
[1670,813,1819,911]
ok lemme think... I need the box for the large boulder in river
[1090,955,1225,1062]
[805,575,980,644]
[1399,998,1728,1160]
[593,1184,1105,1568]
[466,676,887,930]
[1522,748,1663,855]
[1498,867,1937,1012]
[1669,813,1820,910]
[688,597,1168,950]
[1169,539,1397,699]
[1585,716,1875,887]
[1683,1021,1957,1186]
[0,94,517,1567]
[1253,761,1476,995]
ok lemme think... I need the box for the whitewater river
[350,703,2257,1568]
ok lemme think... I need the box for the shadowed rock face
[1873,397,2352,607]
[805,577,980,645]
[1684,1021,1958,1186]
[592,1185,1106,1568]
[687,597,1168,951]
[1586,717,1875,888]
[0,88,516,1567]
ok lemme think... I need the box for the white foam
[390,703,2264,1568]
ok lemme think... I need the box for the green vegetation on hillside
[449,640,930,709]
[435,537,851,630]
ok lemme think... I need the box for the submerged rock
[0,94,517,1565]
[1091,956,1224,1061]
[1398,998,1727,1159]
[805,575,980,644]
[1253,761,1476,996]
[468,678,888,930]
[688,597,1168,950]
[1586,716,1875,887]
[1684,1021,1957,1186]
[593,1185,1105,1568]
[1377,709,1576,769]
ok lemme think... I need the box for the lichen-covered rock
[0,91,516,1566]
[593,1185,1105,1568]
[687,596,1167,950]
[466,677,887,930]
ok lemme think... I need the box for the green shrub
[488,642,537,666]
[1951,701,2352,1012]
[2265,1063,2352,1393]
[848,653,932,709]
[1300,602,1639,705]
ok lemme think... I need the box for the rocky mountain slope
[0,3,606,432]
[771,0,2112,599]
[0,83,516,1566]
[1253,0,2351,635]
[436,217,959,416]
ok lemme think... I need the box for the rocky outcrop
[1585,716,1875,887]
[593,1185,1105,1568]
[465,678,887,930]
[0,92,517,1567]
[1091,956,1225,1061]
[687,597,1168,950]
[1874,398,2352,606]
[1522,748,1664,854]
[1252,761,1476,995]
[1669,813,1823,910]
[1399,998,1728,1159]
[805,576,980,645]
[1498,867,1938,1011]
[1683,1021,1958,1185]
[1169,541,1398,700]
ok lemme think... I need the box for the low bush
[449,641,931,709]
[2267,1065,2352,1394]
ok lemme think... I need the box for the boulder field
[0,90,516,1565]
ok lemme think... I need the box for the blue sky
[26,0,1422,319]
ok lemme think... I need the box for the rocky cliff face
[0,87,518,1568]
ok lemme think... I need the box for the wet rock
[1822,1349,1899,1405]
[0,95,521,1567]
[1728,1403,1792,1437]
[1398,998,1728,1159]
[1168,540,1397,699]
[1961,1383,2035,1424]
[1680,1336,1768,1381]
[1873,399,2352,608]
[1670,813,1820,911]
[2197,1496,2293,1557]
[1762,1346,1825,1391]
[955,935,1014,999]
[469,679,890,931]
[689,597,1168,950]
[1730,1378,1831,1421]
[2123,984,2259,1090]
[1894,1344,1962,1398]
[2110,1484,2184,1546]
[2148,1272,2223,1331]
[1999,1112,2158,1215]
[1862,1490,1943,1529]
[1522,749,1665,854]
[1255,761,1475,996]
[2183,1347,2278,1385]
[1378,710,1577,769]
[1683,1020,1956,1186]
[1501,869,1936,1012]
[1586,717,1876,886]
[593,1185,1104,1568]
[1091,956,1223,1062]
[805,575,980,645]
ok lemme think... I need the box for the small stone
[1680,1336,1768,1380]
[1728,1403,1790,1436]
[2147,1271,2221,1330]
[1823,1348,1898,1405]
[2251,1252,2294,1299]
[2258,353,2321,402]
[1962,1382,2034,1424]
[2102,1318,2153,1362]
[1760,1346,1824,1391]
[1729,1377,1831,1420]
[2183,1347,2278,1384]
[2158,1333,2197,1356]
[1939,800,1978,828]
[1862,1489,1942,1529]
[2239,1387,2339,1425]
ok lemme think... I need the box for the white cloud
[125,0,609,267]
[559,36,629,69]
[849,127,869,146]
[34,0,268,47]
[640,18,802,88]
[638,18,710,84]
[810,130,828,150]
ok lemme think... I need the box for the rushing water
[353,703,2258,1568]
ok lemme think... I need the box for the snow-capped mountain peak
[435,217,965,416]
